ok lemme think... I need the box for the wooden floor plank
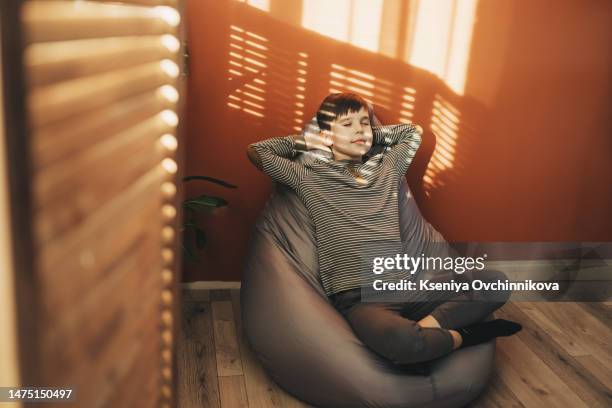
[517,303,589,356]
[178,300,220,408]
[562,302,611,360]
[576,302,611,330]
[574,355,612,395]
[498,303,612,407]
[523,302,612,368]
[219,375,249,408]
[496,334,588,407]
[212,300,244,377]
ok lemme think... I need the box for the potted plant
[181,175,237,262]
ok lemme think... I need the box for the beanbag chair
[241,118,495,407]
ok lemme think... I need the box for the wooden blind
[16,1,183,407]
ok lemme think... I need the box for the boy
[247,93,520,365]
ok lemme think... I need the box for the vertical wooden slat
[212,300,244,377]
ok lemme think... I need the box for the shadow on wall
[184,0,612,281]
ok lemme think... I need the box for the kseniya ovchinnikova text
[372,278,560,292]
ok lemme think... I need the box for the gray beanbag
[241,175,496,407]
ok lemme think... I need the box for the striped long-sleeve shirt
[251,124,423,296]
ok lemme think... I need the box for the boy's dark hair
[316,92,371,131]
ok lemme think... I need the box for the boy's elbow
[247,145,263,171]
[412,125,423,147]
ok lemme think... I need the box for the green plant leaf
[183,175,238,188]
[180,176,236,254]
[183,202,214,215]
[185,195,228,208]
[182,242,199,263]
[195,228,207,249]
[183,202,199,213]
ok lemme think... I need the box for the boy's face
[322,107,373,162]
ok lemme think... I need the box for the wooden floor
[178,289,611,408]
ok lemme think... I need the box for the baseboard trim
[181,281,242,290]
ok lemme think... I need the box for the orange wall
[183,0,612,282]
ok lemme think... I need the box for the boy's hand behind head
[304,130,333,152]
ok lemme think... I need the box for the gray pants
[331,269,511,365]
